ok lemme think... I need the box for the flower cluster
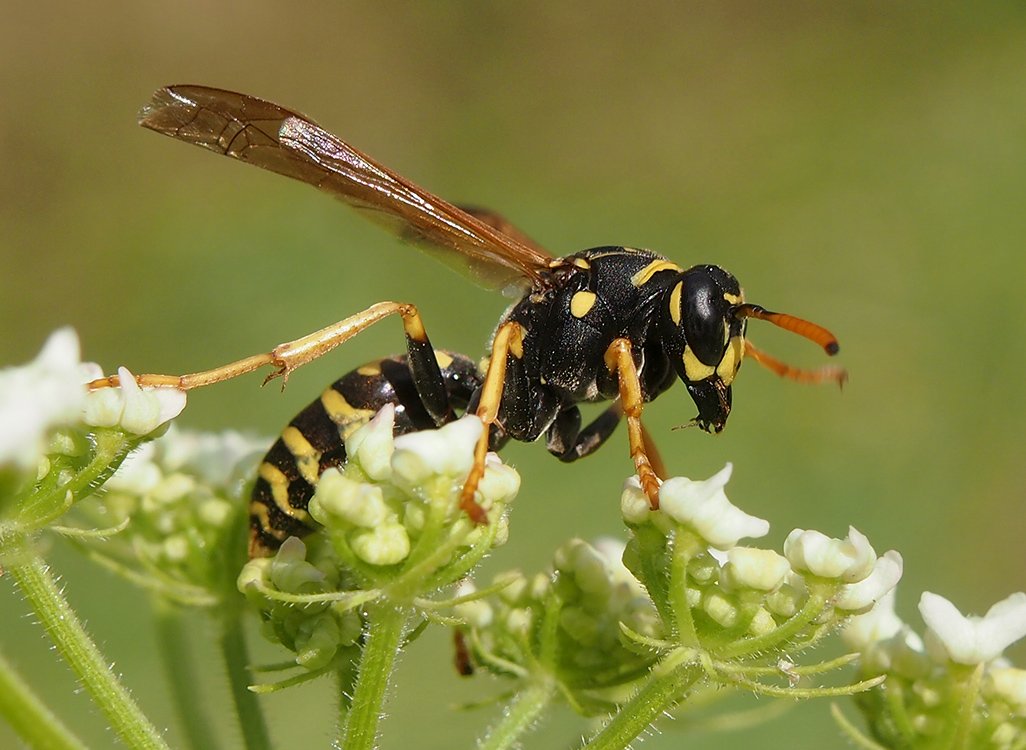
[238,406,520,676]
[458,537,663,712]
[462,463,903,733]
[73,427,268,604]
[0,329,187,536]
[842,589,1026,748]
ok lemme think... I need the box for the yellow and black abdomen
[249,351,483,557]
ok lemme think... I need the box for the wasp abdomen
[248,352,483,557]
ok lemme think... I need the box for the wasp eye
[680,268,731,366]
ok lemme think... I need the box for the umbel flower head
[463,464,902,722]
[238,406,520,676]
[842,588,1026,748]
[0,328,187,531]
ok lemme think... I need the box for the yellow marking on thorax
[573,257,591,269]
[669,281,683,326]
[716,335,745,386]
[434,350,454,369]
[682,346,716,381]
[321,387,375,425]
[631,259,682,287]
[258,462,312,521]
[723,292,743,305]
[509,323,526,359]
[282,426,322,485]
[356,362,382,376]
[570,290,597,318]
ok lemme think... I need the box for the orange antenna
[745,341,848,387]
[734,304,840,356]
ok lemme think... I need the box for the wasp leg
[86,301,442,393]
[604,338,661,508]
[460,321,525,523]
[547,404,619,461]
[547,403,669,480]
[745,340,848,387]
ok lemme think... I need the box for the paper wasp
[90,85,845,557]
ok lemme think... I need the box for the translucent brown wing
[139,85,553,290]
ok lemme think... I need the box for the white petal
[919,591,1026,665]
[391,415,482,483]
[724,547,791,591]
[0,328,89,469]
[345,404,395,481]
[842,589,904,650]
[836,550,904,611]
[784,526,877,581]
[658,464,769,548]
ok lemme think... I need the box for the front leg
[604,338,662,508]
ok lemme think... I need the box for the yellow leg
[86,301,432,391]
[459,321,523,523]
[604,338,661,509]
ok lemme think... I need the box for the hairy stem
[339,602,407,750]
[6,535,169,750]
[219,614,273,750]
[478,679,557,750]
[581,657,703,750]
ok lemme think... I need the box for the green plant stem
[153,600,222,750]
[581,657,703,750]
[478,679,557,750]
[6,534,169,750]
[219,614,273,750]
[340,602,407,750]
[0,649,87,750]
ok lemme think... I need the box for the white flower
[835,550,904,611]
[722,547,791,592]
[391,415,482,483]
[657,464,770,548]
[0,328,89,470]
[783,526,876,582]
[311,468,389,528]
[842,589,905,650]
[919,591,1026,665]
[156,426,266,487]
[345,404,395,481]
[83,367,186,435]
[987,667,1026,711]
[350,521,411,566]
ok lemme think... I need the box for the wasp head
[660,264,746,433]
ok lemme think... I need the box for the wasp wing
[139,85,553,290]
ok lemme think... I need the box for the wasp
[90,85,845,557]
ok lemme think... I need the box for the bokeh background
[2,3,1025,748]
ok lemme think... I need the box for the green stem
[219,614,273,750]
[948,662,984,750]
[340,602,407,750]
[0,649,87,750]
[715,586,829,660]
[6,535,169,750]
[153,600,223,750]
[668,529,702,646]
[478,679,557,750]
[20,430,133,529]
[581,657,703,750]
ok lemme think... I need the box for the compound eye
[682,274,728,366]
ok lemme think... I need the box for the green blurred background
[2,2,1025,747]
